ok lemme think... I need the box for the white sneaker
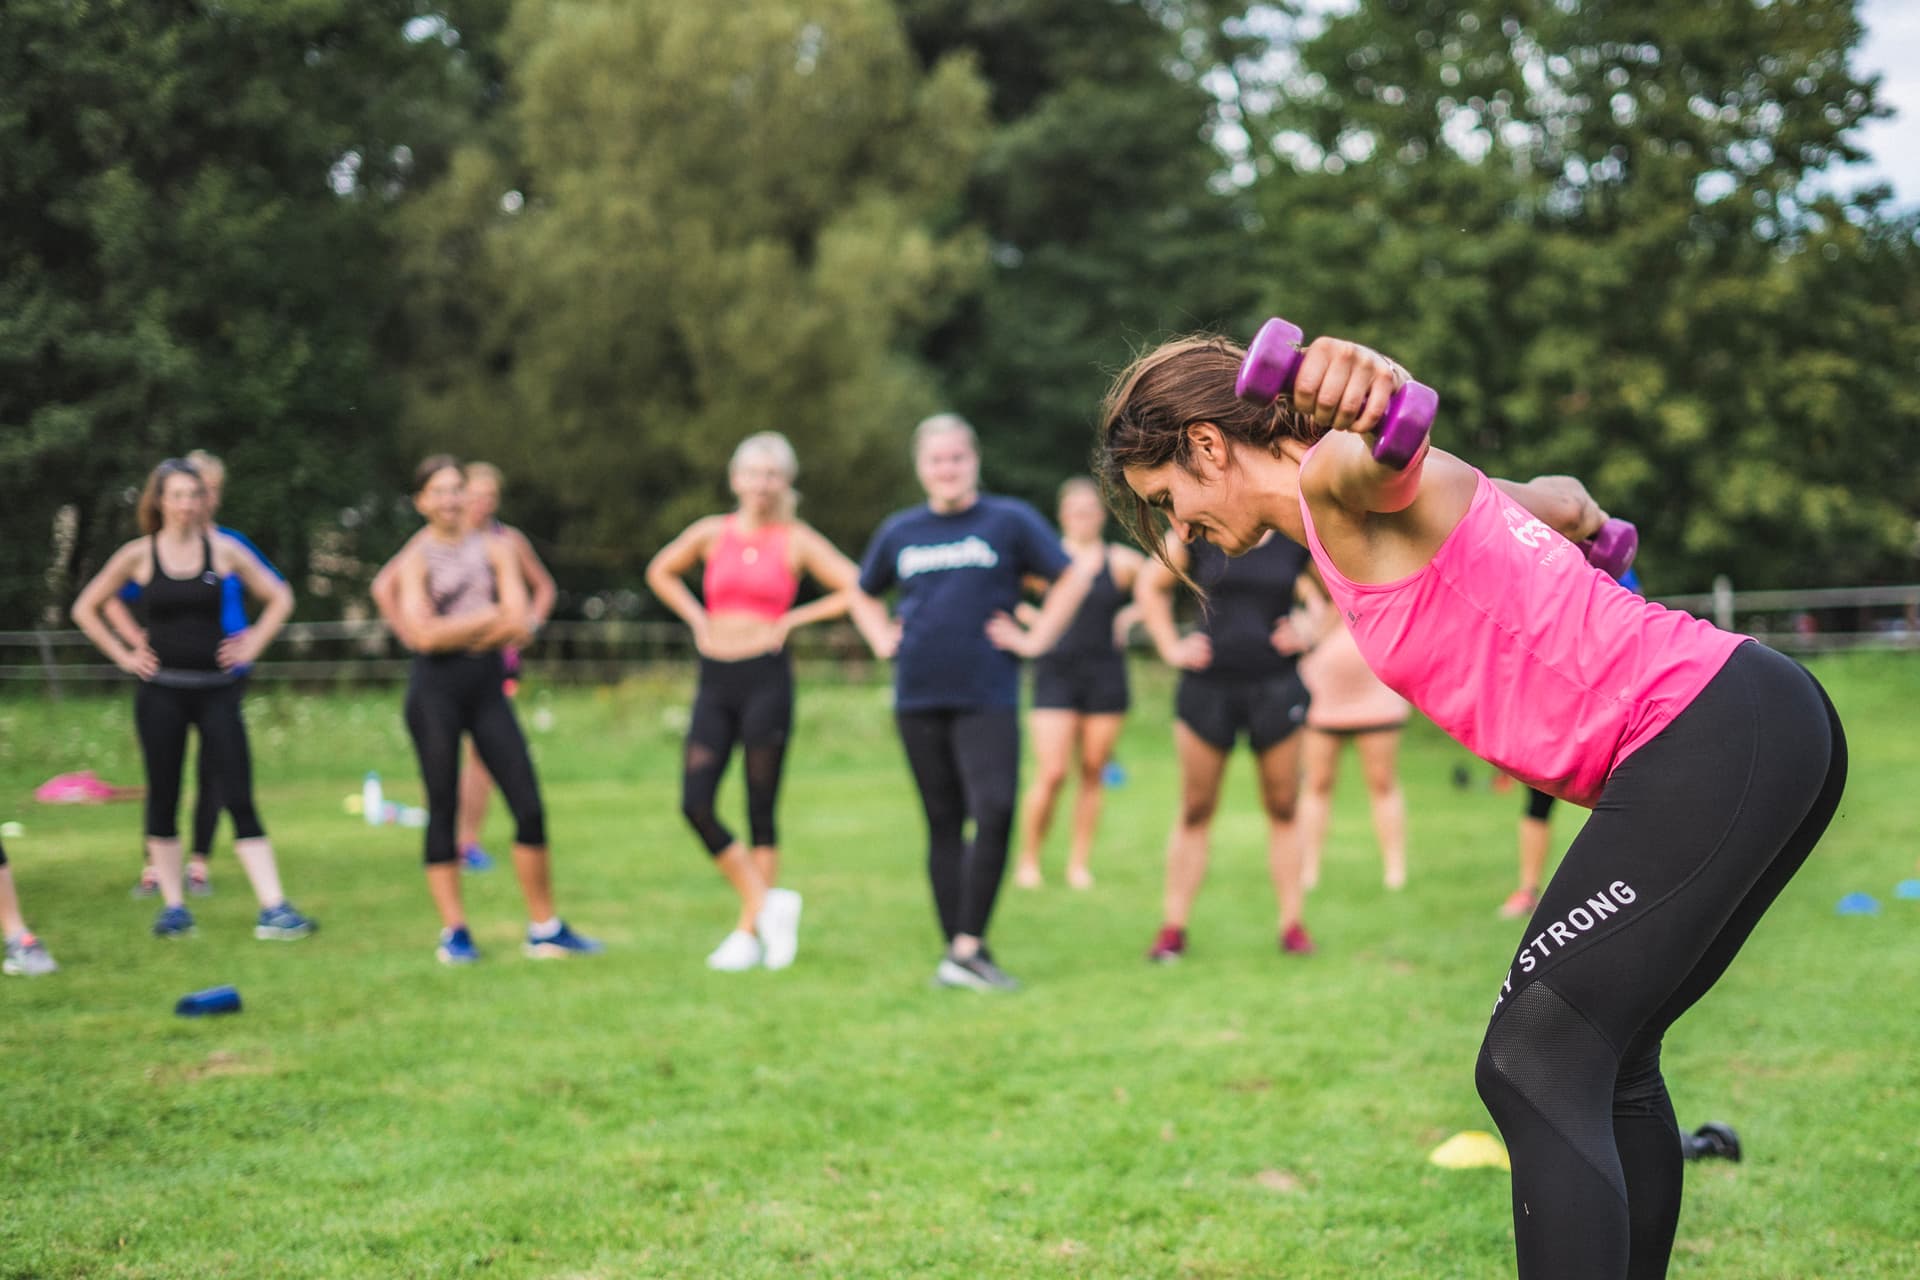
[706,929,763,971]
[757,888,803,971]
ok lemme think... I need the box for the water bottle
[175,984,242,1017]
[362,772,383,826]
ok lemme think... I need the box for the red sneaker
[1280,922,1316,956]
[1146,925,1186,963]
[1499,889,1539,920]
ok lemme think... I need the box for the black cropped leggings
[404,653,545,865]
[896,707,1019,944]
[134,679,265,842]
[1475,642,1846,1279]
[681,653,792,856]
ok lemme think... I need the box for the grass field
[2,653,1916,1279]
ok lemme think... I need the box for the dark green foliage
[395,0,989,583]
[1244,0,1920,588]
[901,0,1267,504]
[0,0,492,622]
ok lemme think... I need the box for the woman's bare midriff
[702,611,786,661]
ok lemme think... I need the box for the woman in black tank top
[1134,528,1328,962]
[72,457,313,941]
[997,478,1144,892]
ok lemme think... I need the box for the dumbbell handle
[1580,518,1638,579]
[1234,317,1436,470]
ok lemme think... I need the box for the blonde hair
[730,431,800,521]
[465,460,504,491]
[183,449,225,487]
[912,413,977,458]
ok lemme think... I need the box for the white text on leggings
[1492,879,1639,1013]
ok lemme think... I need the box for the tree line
[4,0,1916,628]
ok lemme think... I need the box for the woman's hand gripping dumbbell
[1233,318,1438,469]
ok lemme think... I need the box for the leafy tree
[898,0,1267,503]
[396,0,989,583]
[0,0,488,623]
[1240,0,1920,588]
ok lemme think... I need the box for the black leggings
[404,653,545,865]
[895,707,1019,944]
[181,675,249,857]
[135,680,265,842]
[1475,642,1846,1279]
[681,653,793,855]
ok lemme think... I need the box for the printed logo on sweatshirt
[897,536,1000,579]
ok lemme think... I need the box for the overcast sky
[1846,0,1919,207]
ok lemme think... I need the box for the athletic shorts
[1176,670,1310,753]
[1031,654,1129,715]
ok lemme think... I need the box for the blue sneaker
[255,902,316,941]
[459,844,495,873]
[523,920,604,959]
[436,925,480,966]
[152,905,196,938]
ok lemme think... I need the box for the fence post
[1712,575,1734,632]
[37,629,63,703]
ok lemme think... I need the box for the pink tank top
[703,518,798,621]
[1296,453,1745,806]
[1300,616,1410,731]
[422,533,495,619]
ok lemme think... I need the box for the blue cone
[1894,879,1920,901]
[1835,892,1881,916]
[1102,762,1127,788]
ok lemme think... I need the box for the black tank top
[1189,534,1308,679]
[146,535,225,671]
[1046,548,1126,661]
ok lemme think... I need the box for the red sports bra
[703,518,798,621]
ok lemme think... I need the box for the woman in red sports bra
[646,431,862,972]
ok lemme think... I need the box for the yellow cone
[1429,1130,1511,1171]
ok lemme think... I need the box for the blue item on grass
[1835,892,1880,916]
[175,985,242,1016]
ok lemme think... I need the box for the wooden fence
[5,579,1916,694]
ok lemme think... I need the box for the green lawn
[2,654,1915,1278]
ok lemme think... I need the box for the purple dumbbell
[1580,518,1638,579]
[1234,318,1438,469]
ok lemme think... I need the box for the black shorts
[1031,654,1129,715]
[1176,670,1310,753]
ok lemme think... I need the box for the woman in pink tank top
[646,431,862,973]
[1296,605,1411,894]
[1097,332,1846,1280]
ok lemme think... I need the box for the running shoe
[255,902,317,941]
[935,949,1020,992]
[459,843,495,872]
[1280,922,1316,956]
[1146,925,1186,964]
[437,925,480,965]
[524,920,604,958]
[3,934,57,977]
[1499,889,1539,920]
[756,888,803,970]
[152,905,196,939]
[186,861,212,897]
[131,865,159,899]
[706,929,762,971]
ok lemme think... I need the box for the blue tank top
[1189,534,1308,679]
